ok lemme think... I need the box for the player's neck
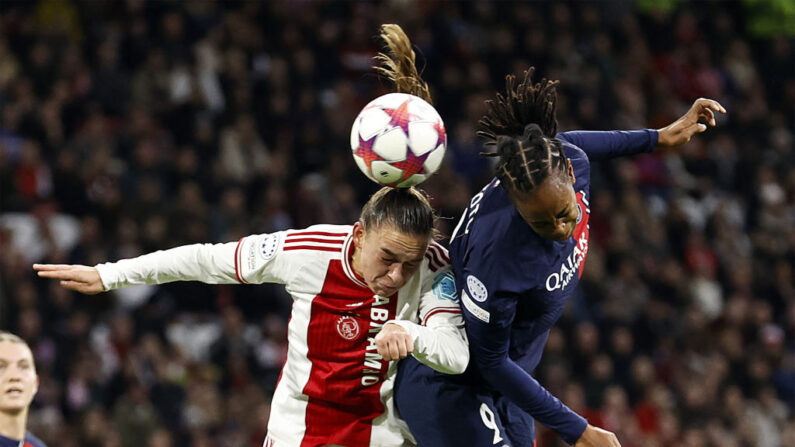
[0,409,27,440]
[350,247,364,278]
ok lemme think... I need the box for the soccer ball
[351,92,446,188]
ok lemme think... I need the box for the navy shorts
[395,356,535,447]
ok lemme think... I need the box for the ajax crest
[336,315,360,340]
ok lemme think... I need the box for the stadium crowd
[1,1,794,446]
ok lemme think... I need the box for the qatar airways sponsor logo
[545,233,588,292]
[362,294,391,387]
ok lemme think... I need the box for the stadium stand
[1,1,793,446]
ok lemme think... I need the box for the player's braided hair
[479,68,567,194]
[374,24,433,104]
[361,187,437,238]
[488,125,568,193]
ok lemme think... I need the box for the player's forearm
[95,242,239,290]
[557,130,658,160]
[388,320,469,374]
[478,358,587,444]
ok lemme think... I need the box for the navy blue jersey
[0,431,48,447]
[449,129,657,444]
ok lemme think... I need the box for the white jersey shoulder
[235,224,354,286]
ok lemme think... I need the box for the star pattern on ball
[354,134,380,171]
[380,98,420,137]
[390,146,431,185]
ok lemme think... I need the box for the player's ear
[352,221,365,248]
[566,158,575,184]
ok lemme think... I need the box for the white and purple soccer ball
[350,92,446,188]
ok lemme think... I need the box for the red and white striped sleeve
[233,232,285,285]
[235,228,348,285]
[95,228,338,290]
[418,243,461,327]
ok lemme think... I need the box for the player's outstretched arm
[555,98,725,161]
[33,264,104,294]
[574,424,622,447]
[34,241,245,293]
[656,98,726,149]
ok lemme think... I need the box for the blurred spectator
[0,1,792,446]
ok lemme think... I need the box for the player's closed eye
[533,208,575,227]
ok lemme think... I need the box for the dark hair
[488,124,568,194]
[374,24,433,104]
[360,187,436,237]
[478,68,558,141]
[478,68,567,194]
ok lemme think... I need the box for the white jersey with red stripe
[95,224,467,447]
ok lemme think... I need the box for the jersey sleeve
[460,267,588,444]
[95,232,293,290]
[232,232,294,284]
[25,430,49,447]
[388,252,469,374]
[556,130,658,160]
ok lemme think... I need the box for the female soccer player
[34,25,467,447]
[394,69,725,447]
[0,332,48,447]
[35,186,466,447]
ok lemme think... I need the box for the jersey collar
[342,229,368,288]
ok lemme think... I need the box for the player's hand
[656,98,726,148]
[33,264,105,294]
[374,323,414,361]
[574,424,621,447]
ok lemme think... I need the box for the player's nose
[387,264,405,285]
[551,220,573,240]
